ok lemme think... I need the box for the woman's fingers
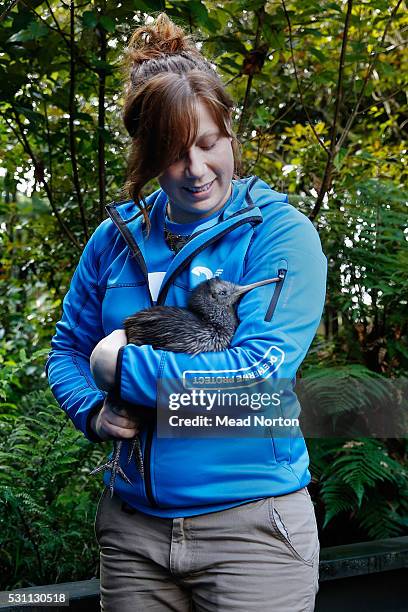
[93,396,141,440]
[98,415,140,439]
[104,420,140,439]
[105,396,139,422]
[109,405,138,421]
[105,404,140,437]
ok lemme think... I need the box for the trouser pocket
[94,487,108,543]
[267,487,320,566]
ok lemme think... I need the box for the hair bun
[125,12,197,66]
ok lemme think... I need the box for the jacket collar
[105,176,264,294]
[107,175,262,224]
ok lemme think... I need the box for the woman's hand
[90,329,127,391]
[90,394,140,441]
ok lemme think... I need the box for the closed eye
[201,143,216,151]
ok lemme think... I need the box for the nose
[184,146,207,178]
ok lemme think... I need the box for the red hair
[120,13,242,233]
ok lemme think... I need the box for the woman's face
[158,100,235,224]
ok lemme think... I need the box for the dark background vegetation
[0,0,407,589]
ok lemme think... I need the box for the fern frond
[320,479,358,528]
[301,365,393,416]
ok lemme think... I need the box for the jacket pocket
[264,259,288,322]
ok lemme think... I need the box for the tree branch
[20,0,94,72]
[309,0,353,222]
[224,72,242,87]
[246,132,264,174]
[237,4,266,138]
[10,107,81,250]
[336,0,404,151]
[43,100,53,198]
[328,0,353,153]
[309,0,403,223]
[44,0,70,41]
[69,0,89,241]
[265,81,315,133]
[0,0,20,22]
[4,114,26,150]
[281,0,329,155]
[357,83,408,115]
[96,23,107,223]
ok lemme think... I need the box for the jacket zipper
[264,268,287,322]
[106,204,157,506]
[105,203,153,305]
[106,204,261,508]
[157,215,261,305]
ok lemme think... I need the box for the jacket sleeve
[114,202,327,407]
[45,227,108,442]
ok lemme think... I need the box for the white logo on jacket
[191,266,213,280]
[182,346,285,390]
[191,266,224,280]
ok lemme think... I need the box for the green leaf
[130,0,165,10]
[7,29,32,43]
[13,105,44,125]
[99,16,116,33]
[326,2,343,12]
[333,147,348,171]
[310,47,326,63]
[82,11,98,29]
[7,21,48,43]
[301,27,325,37]
[188,0,209,21]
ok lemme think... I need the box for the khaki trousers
[95,486,320,611]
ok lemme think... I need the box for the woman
[46,12,327,612]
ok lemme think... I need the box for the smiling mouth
[183,179,215,194]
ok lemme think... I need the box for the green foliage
[307,437,408,540]
[318,179,407,375]
[298,362,408,437]
[298,357,407,540]
[0,387,108,589]
[0,348,49,402]
[0,0,407,588]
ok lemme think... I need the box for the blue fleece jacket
[46,175,327,518]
